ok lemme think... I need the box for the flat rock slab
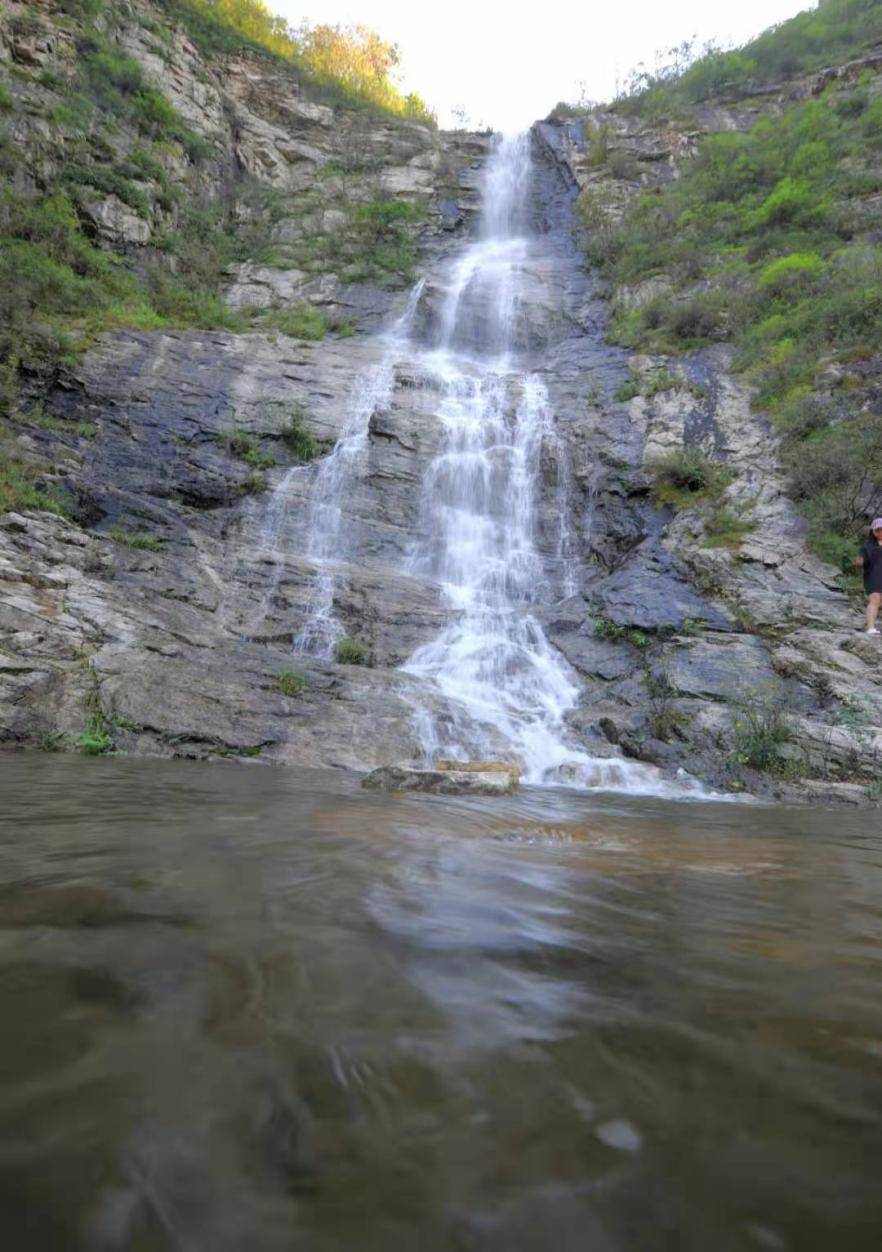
[361,765,519,795]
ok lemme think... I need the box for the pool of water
[1,755,881,1250]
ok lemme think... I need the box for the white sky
[276,0,815,129]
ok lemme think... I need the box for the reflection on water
[1,756,881,1251]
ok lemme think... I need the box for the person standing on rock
[855,518,882,635]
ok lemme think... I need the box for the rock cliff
[1,0,880,802]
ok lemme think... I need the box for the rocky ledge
[362,764,520,796]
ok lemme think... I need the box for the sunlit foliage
[164,1,435,123]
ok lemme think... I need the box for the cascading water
[272,132,701,794]
[292,281,424,658]
[400,134,693,791]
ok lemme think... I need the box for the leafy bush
[753,177,823,228]
[757,252,825,296]
[77,728,114,755]
[646,448,732,508]
[0,83,13,112]
[278,670,306,696]
[335,636,370,665]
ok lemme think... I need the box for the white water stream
[401,134,678,789]
[292,281,424,658]
[275,132,702,794]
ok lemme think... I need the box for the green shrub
[646,448,732,508]
[587,121,610,166]
[280,409,318,461]
[644,668,690,741]
[77,728,114,755]
[335,636,370,665]
[753,177,824,228]
[0,83,13,112]
[63,161,151,217]
[757,251,825,296]
[77,666,115,756]
[729,686,791,772]
[148,271,244,330]
[264,304,329,340]
[611,0,882,114]
[83,49,145,99]
[214,426,274,469]
[278,670,306,697]
[702,503,756,550]
[613,373,640,402]
[0,449,70,518]
[593,617,649,649]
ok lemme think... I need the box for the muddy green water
[1,756,881,1251]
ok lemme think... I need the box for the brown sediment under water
[1,755,881,1251]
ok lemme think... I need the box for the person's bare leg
[867,592,881,630]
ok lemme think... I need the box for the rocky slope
[1,1,880,802]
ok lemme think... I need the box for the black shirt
[859,537,882,593]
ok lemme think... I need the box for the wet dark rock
[594,554,732,632]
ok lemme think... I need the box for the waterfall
[275,132,702,794]
[292,281,425,658]
[400,134,687,791]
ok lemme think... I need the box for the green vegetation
[348,200,423,281]
[261,303,354,340]
[613,373,640,402]
[614,0,882,117]
[278,669,306,696]
[593,617,650,649]
[643,668,690,741]
[728,686,792,773]
[0,1,431,428]
[702,502,757,550]
[586,2,882,565]
[282,198,424,285]
[645,448,733,509]
[280,408,318,461]
[77,664,115,755]
[215,426,276,470]
[0,444,70,518]
[153,1,434,123]
[0,7,269,419]
[108,527,163,550]
[335,636,370,665]
[10,407,97,439]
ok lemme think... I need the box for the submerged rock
[361,765,519,795]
